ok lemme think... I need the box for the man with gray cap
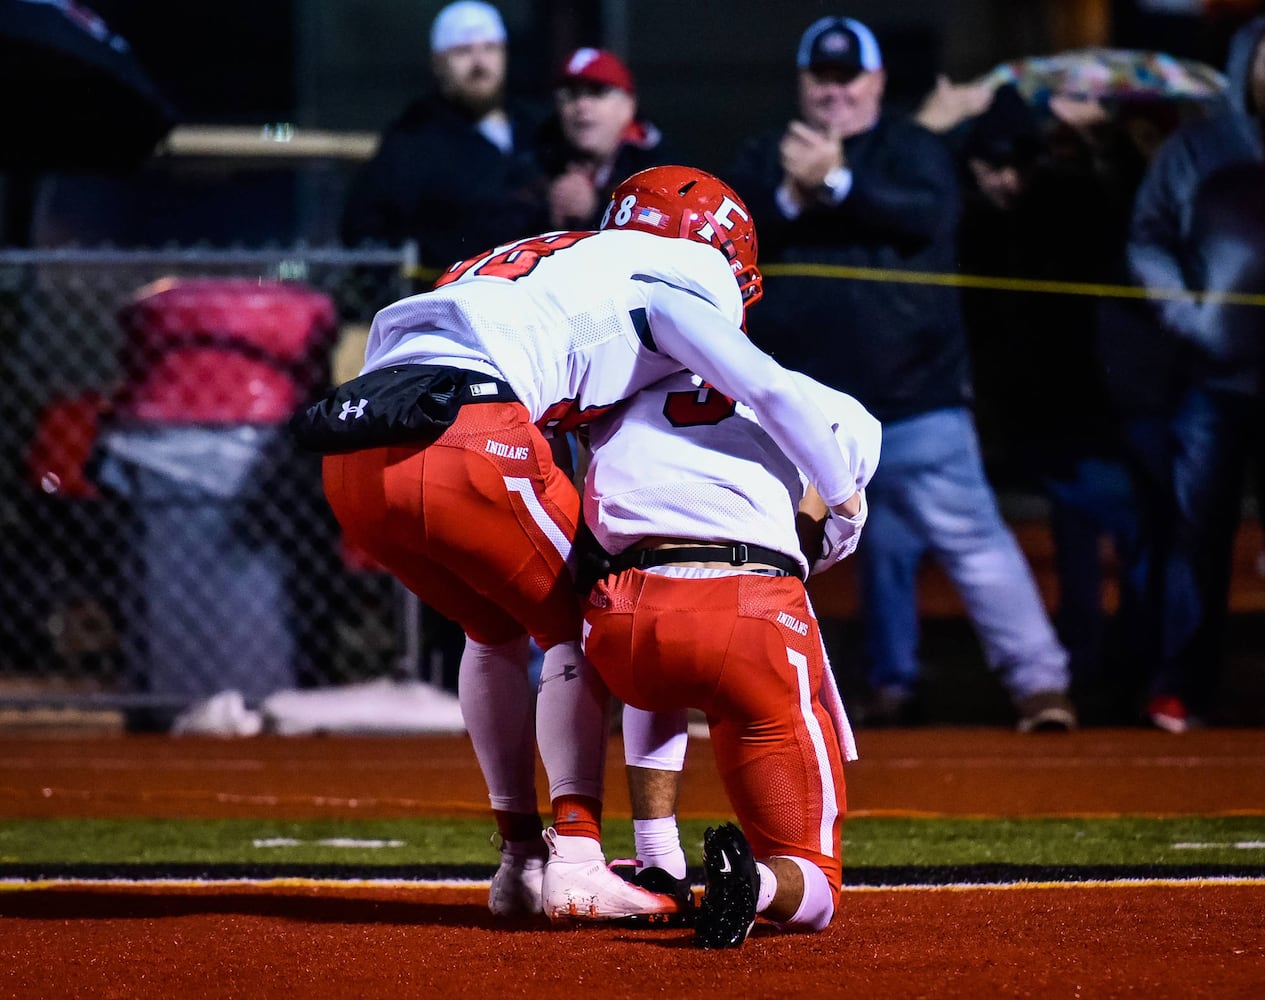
[727,15,1076,734]
[341,1,546,276]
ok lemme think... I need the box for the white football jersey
[585,369,882,576]
[361,228,859,507]
[363,229,741,433]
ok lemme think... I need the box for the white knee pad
[774,855,835,932]
[622,706,689,770]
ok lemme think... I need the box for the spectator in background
[922,81,1155,723]
[536,48,674,230]
[340,1,546,274]
[1127,14,1265,732]
[727,14,1075,732]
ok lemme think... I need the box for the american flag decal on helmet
[633,205,669,229]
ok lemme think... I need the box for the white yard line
[1173,841,1265,850]
[3,875,1265,892]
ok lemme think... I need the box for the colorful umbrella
[983,48,1228,106]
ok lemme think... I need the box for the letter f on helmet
[694,196,749,244]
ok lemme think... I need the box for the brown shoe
[1016,690,1078,733]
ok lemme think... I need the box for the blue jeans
[858,407,1069,701]
[1155,387,1265,712]
[1040,456,1147,687]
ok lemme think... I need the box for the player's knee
[774,855,835,932]
[462,633,529,659]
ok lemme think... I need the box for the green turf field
[2,816,1264,873]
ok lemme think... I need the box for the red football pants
[322,401,582,649]
[584,569,847,892]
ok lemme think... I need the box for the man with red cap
[536,47,676,230]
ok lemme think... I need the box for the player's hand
[1049,94,1109,131]
[780,120,845,192]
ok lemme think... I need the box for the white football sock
[756,861,778,912]
[632,817,687,879]
[457,635,537,814]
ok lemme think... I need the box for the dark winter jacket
[1128,16,1265,395]
[957,99,1147,468]
[727,114,972,424]
[341,93,548,274]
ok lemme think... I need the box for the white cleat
[488,835,547,916]
[540,827,683,923]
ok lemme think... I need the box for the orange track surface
[2,729,1264,997]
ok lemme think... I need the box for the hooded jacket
[341,93,548,274]
[727,113,972,424]
[1128,16,1265,395]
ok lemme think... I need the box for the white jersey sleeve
[788,371,882,495]
[641,283,862,508]
[785,372,882,574]
[358,229,743,430]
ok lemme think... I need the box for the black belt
[608,543,804,581]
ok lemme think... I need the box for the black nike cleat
[695,822,759,949]
[628,865,696,926]
[603,862,696,927]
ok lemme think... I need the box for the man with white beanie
[341,1,547,276]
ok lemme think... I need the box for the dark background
[3,0,1261,247]
[66,0,1263,157]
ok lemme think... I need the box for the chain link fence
[0,247,432,721]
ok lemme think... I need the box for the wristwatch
[819,165,852,203]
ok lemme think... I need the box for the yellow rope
[759,262,1265,307]
[401,260,1265,308]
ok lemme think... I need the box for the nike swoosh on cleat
[718,851,732,874]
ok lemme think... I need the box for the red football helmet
[600,165,763,308]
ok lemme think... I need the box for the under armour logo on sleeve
[339,398,369,421]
